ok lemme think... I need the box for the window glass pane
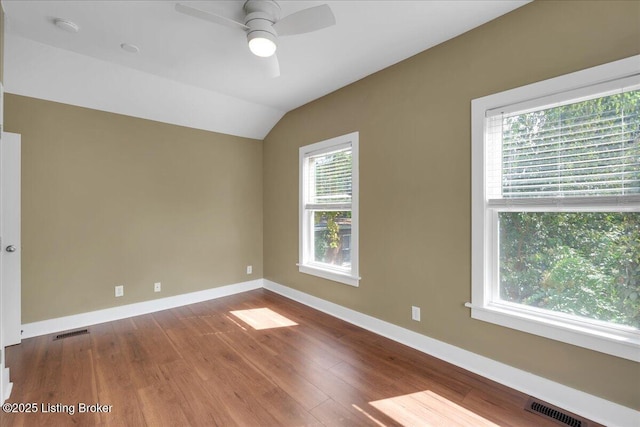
[499,212,640,328]
[499,90,640,198]
[309,148,352,205]
[313,211,352,268]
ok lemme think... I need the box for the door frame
[0,131,21,402]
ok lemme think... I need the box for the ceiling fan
[175,1,336,78]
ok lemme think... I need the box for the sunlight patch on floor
[229,307,298,330]
[370,390,499,426]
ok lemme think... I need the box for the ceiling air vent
[53,329,89,340]
[525,398,589,427]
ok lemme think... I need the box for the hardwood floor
[1,289,593,426]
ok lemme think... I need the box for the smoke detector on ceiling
[120,43,140,54]
[53,18,80,33]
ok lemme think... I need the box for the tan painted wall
[5,94,263,323]
[263,0,640,410]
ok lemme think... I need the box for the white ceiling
[2,0,529,139]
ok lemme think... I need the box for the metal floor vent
[54,329,89,340]
[525,398,588,427]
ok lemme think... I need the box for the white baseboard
[21,279,262,339]
[263,279,639,427]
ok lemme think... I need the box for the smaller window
[299,132,359,286]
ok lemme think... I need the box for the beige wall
[5,94,263,323]
[263,0,640,410]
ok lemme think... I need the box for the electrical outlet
[411,306,421,321]
[154,282,161,292]
[246,265,253,275]
[115,285,124,297]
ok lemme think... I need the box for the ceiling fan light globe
[248,32,277,57]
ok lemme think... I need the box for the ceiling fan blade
[273,4,335,36]
[263,54,280,78]
[175,3,248,31]
[254,54,280,78]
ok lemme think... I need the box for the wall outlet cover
[412,306,421,321]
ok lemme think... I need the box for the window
[471,56,640,361]
[299,132,359,286]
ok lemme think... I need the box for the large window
[471,56,640,361]
[299,132,359,286]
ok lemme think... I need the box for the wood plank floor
[0,289,594,426]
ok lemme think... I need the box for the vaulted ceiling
[3,1,529,139]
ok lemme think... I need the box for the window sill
[466,302,639,362]
[298,264,360,287]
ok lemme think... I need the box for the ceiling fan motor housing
[244,0,280,55]
[243,0,281,20]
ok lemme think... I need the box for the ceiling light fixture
[247,31,277,57]
[53,18,79,33]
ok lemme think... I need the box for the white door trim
[0,131,21,403]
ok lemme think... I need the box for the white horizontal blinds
[307,146,352,209]
[488,89,640,199]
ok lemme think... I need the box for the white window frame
[471,55,640,362]
[299,132,359,287]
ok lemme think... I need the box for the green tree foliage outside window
[500,212,639,328]
[314,211,351,266]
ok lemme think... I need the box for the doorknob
[6,245,16,253]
